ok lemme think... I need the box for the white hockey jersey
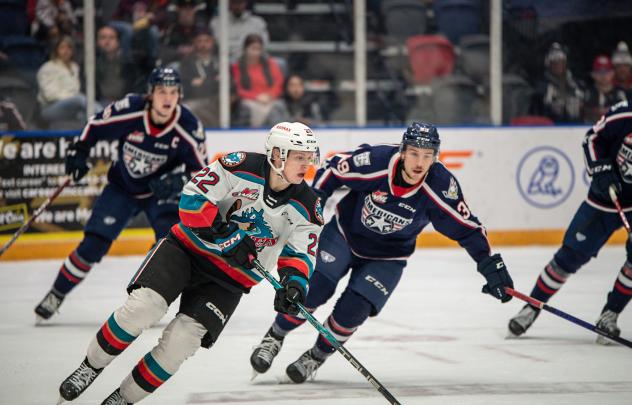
[170,152,323,292]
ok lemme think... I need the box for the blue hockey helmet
[147,67,182,96]
[400,122,440,154]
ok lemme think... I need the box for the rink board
[3,125,627,261]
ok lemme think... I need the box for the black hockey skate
[101,388,131,405]
[595,309,620,345]
[286,349,325,383]
[59,357,103,402]
[507,304,541,338]
[34,290,64,323]
[250,328,284,377]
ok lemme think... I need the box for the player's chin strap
[268,157,291,185]
[506,287,632,349]
[249,257,402,405]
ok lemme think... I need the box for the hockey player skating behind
[57,122,323,404]
[34,67,207,323]
[508,99,632,343]
[250,122,514,383]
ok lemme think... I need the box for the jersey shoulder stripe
[219,152,266,185]
[290,182,324,225]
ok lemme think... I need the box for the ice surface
[1,246,630,404]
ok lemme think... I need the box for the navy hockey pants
[306,221,405,316]
[555,201,632,273]
[77,182,179,264]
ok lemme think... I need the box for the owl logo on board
[517,146,574,209]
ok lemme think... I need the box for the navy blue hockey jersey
[582,98,632,209]
[78,95,207,197]
[313,144,491,262]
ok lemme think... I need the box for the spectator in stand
[534,42,584,123]
[280,74,323,127]
[210,0,269,61]
[612,41,632,96]
[180,27,219,127]
[37,36,95,127]
[110,0,164,75]
[583,55,627,124]
[159,0,201,67]
[34,0,76,43]
[232,33,285,128]
[96,25,142,105]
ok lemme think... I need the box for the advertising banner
[0,134,118,234]
[1,126,589,237]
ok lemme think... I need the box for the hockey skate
[250,328,284,379]
[101,388,131,405]
[286,349,325,383]
[34,290,64,324]
[507,304,541,338]
[595,310,620,345]
[58,357,103,402]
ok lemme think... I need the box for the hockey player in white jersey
[56,122,323,404]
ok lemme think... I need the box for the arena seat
[406,35,455,84]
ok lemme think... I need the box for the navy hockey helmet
[400,122,440,155]
[147,67,182,96]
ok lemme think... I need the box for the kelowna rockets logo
[230,207,277,250]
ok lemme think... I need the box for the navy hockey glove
[590,161,621,201]
[65,141,90,181]
[477,253,513,303]
[213,222,257,269]
[149,172,189,200]
[274,273,306,315]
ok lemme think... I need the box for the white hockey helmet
[265,122,320,175]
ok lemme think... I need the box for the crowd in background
[1,0,632,130]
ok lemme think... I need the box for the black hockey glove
[149,172,189,200]
[590,161,621,202]
[274,273,306,316]
[477,253,513,303]
[65,141,90,182]
[213,222,257,269]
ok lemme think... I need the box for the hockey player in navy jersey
[34,67,208,323]
[56,122,323,404]
[250,122,514,383]
[509,99,632,344]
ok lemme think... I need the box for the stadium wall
[1,126,626,260]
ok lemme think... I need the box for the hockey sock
[314,288,372,354]
[52,250,94,295]
[530,259,571,303]
[273,307,314,335]
[121,314,206,402]
[603,261,632,313]
[314,315,358,357]
[87,288,169,369]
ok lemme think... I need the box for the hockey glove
[213,222,257,269]
[590,161,621,201]
[149,172,189,200]
[274,273,306,316]
[65,141,90,182]
[477,253,513,303]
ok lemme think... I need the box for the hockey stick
[251,259,401,405]
[609,185,631,234]
[505,287,632,349]
[0,177,72,258]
